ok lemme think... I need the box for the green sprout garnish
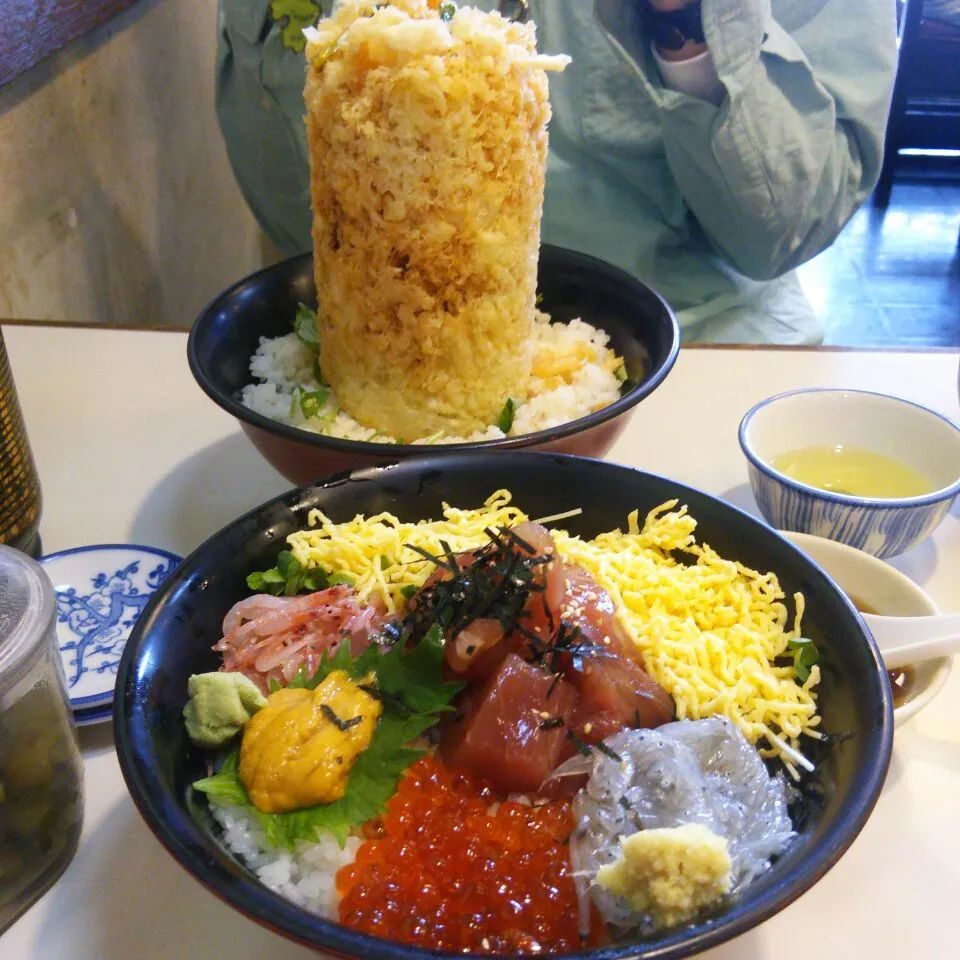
[247,550,329,597]
[270,0,320,54]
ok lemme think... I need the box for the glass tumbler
[0,545,84,932]
[0,330,42,558]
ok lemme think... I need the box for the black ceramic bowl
[187,246,679,485]
[115,454,893,959]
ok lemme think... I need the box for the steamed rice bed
[242,313,626,443]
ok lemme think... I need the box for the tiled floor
[797,180,960,347]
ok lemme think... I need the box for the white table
[3,326,959,960]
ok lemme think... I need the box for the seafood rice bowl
[115,454,893,959]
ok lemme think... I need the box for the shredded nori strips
[320,703,364,732]
[392,525,554,654]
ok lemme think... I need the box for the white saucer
[39,544,182,720]
[782,532,952,726]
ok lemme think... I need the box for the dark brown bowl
[114,453,893,960]
[187,246,679,484]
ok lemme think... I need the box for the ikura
[336,756,603,954]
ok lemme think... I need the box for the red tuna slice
[508,522,566,645]
[566,652,675,745]
[440,653,578,795]
[444,619,524,684]
[557,566,674,743]
[560,565,634,658]
[441,522,566,683]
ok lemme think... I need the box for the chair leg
[872,0,928,208]
[873,156,896,209]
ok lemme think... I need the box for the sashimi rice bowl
[120,462,892,958]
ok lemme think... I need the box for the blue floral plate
[39,544,182,720]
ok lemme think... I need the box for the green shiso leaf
[192,624,462,849]
[192,750,247,805]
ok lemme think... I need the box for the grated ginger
[285,490,821,768]
[596,824,733,930]
[303,1,570,441]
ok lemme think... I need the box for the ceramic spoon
[861,611,960,671]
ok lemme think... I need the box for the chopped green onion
[294,303,319,348]
[497,398,516,433]
[299,388,330,420]
[613,363,627,383]
[439,1,456,21]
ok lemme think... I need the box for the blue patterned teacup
[739,389,960,559]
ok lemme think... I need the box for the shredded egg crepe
[286,491,821,770]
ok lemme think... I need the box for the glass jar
[0,331,43,558]
[0,545,84,932]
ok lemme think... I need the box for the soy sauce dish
[781,532,950,726]
[114,454,892,960]
[739,388,960,560]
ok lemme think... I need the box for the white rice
[240,316,624,444]
[209,798,361,920]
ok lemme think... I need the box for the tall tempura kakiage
[302,0,570,441]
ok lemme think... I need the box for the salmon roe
[336,756,600,954]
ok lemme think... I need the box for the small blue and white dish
[39,544,182,722]
[739,389,960,559]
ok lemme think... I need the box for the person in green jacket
[214,0,897,343]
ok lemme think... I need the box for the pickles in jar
[0,679,84,931]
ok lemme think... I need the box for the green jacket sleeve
[595,0,898,281]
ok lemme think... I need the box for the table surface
[3,325,959,960]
